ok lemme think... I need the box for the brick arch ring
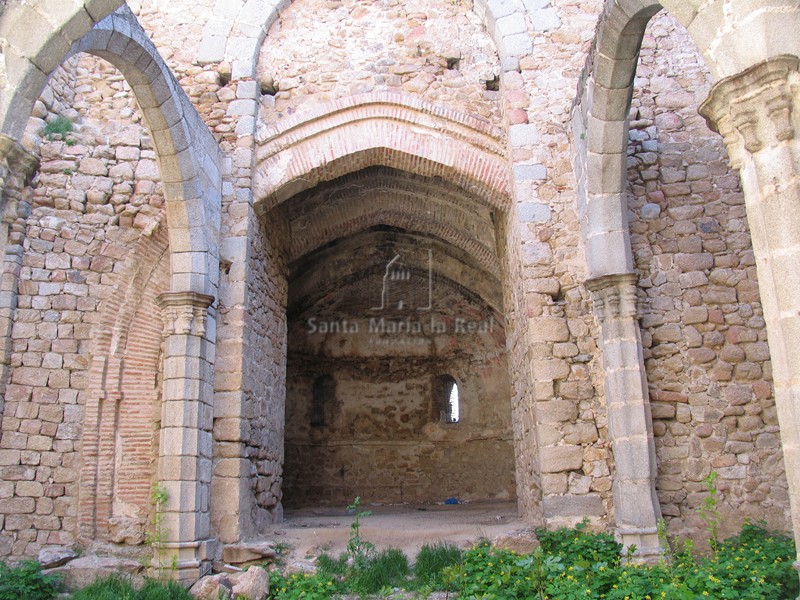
[253,92,511,215]
[283,167,502,274]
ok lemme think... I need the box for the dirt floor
[268,501,535,567]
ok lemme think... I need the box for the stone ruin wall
[0,1,248,554]
[283,339,516,508]
[239,213,289,525]
[507,0,611,525]
[0,0,792,562]
[627,13,788,537]
[255,0,505,128]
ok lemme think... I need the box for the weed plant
[269,518,797,599]
[42,116,73,141]
[0,560,60,600]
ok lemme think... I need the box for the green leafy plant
[42,115,73,141]
[145,483,171,575]
[268,571,337,600]
[454,541,534,599]
[0,560,60,600]
[656,517,670,559]
[268,519,797,599]
[346,496,375,565]
[316,498,411,596]
[535,519,622,568]
[699,470,721,553]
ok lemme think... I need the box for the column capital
[700,55,799,168]
[155,291,215,338]
[585,272,638,322]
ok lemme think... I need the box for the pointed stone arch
[0,4,223,579]
[0,0,127,140]
[66,5,221,297]
[574,0,800,562]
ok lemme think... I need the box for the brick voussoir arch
[291,207,499,277]
[254,94,510,213]
[258,92,505,147]
[67,5,222,295]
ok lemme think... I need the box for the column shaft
[586,273,662,558]
[155,291,217,581]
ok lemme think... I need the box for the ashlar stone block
[540,445,583,473]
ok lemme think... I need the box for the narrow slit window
[447,381,460,423]
[311,375,334,427]
[433,375,460,424]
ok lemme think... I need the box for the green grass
[348,547,410,595]
[413,541,463,588]
[70,575,192,600]
[71,574,135,600]
[316,547,412,596]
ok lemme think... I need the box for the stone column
[700,55,800,580]
[0,135,38,416]
[154,291,217,581]
[586,273,662,559]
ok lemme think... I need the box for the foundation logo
[305,248,495,340]
[371,250,432,312]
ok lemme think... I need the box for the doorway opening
[276,166,516,509]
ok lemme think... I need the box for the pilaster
[586,273,662,559]
[154,291,217,581]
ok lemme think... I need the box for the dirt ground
[268,501,535,566]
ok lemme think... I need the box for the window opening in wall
[448,381,460,423]
[312,374,335,427]
[434,374,460,424]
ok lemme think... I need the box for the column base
[618,527,663,563]
[151,539,217,583]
